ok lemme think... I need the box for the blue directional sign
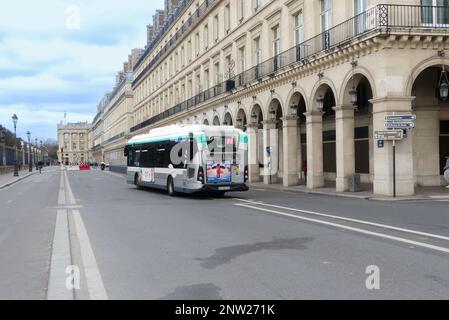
[385,115,416,121]
[385,122,415,129]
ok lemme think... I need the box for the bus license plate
[218,186,231,191]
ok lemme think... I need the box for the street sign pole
[392,140,396,198]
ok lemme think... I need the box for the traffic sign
[385,122,415,129]
[385,115,416,121]
[374,130,404,141]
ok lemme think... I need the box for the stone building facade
[125,0,449,197]
[57,122,91,165]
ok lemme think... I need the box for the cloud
[0,0,164,139]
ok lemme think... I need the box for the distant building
[57,122,91,165]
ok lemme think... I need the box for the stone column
[246,123,260,182]
[282,115,299,186]
[413,107,441,186]
[305,111,324,189]
[371,96,415,196]
[262,119,277,184]
[333,105,356,192]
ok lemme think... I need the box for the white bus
[125,125,249,196]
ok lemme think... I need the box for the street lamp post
[26,131,32,172]
[34,138,38,167]
[12,114,19,177]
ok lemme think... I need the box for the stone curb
[0,172,36,190]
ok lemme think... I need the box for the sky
[0,0,164,141]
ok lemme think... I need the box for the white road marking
[47,209,73,300]
[64,172,107,300]
[47,169,107,300]
[235,203,449,255]
[235,199,449,242]
[47,172,73,300]
[72,210,108,300]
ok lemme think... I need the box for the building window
[195,32,200,55]
[421,0,449,26]
[254,37,262,66]
[273,25,281,70]
[239,47,245,72]
[204,69,209,89]
[254,0,261,12]
[204,24,209,49]
[321,0,332,31]
[225,4,231,33]
[294,11,304,46]
[214,62,220,85]
[213,14,219,41]
[239,0,245,21]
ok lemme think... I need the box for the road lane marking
[47,171,73,300]
[64,172,107,300]
[235,199,449,242]
[72,210,108,300]
[64,171,76,205]
[47,209,73,300]
[235,203,449,255]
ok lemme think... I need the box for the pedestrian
[303,158,308,184]
[444,155,449,189]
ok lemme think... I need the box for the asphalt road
[1,167,449,299]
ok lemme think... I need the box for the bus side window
[134,148,141,167]
[127,147,133,166]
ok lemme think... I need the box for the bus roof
[127,124,243,145]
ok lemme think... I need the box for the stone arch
[266,92,286,116]
[310,78,339,112]
[405,57,449,96]
[212,114,221,126]
[223,111,233,126]
[250,102,264,126]
[285,86,309,115]
[251,98,266,121]
[339,66,377,106]
[410,61,449,186]
[236,107,248,129]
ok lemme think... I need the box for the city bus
[124,124,249,196]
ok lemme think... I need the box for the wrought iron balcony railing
[130,4,449,133]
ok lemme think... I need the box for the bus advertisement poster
[206,160,232,183]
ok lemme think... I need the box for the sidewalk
[0,169,36,190]
[249,182,449,202]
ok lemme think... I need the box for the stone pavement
[0,169,36,189]
[250,182,449,201]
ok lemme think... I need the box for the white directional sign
[385,122,415,129]
[385,115,416,121]
[374,130,404,141]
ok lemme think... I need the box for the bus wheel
[167,176,176,196]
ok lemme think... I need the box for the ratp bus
[125,125,249,196]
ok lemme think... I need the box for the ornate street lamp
[236,117,243,127]
[316,96,324,112]
[269,109,276,121]
[439,65,449,101]
[26,131,32,172]
[349,86,358,106]
[290,103,298,116]
[250,112,257,124]
[12,114,19,177]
